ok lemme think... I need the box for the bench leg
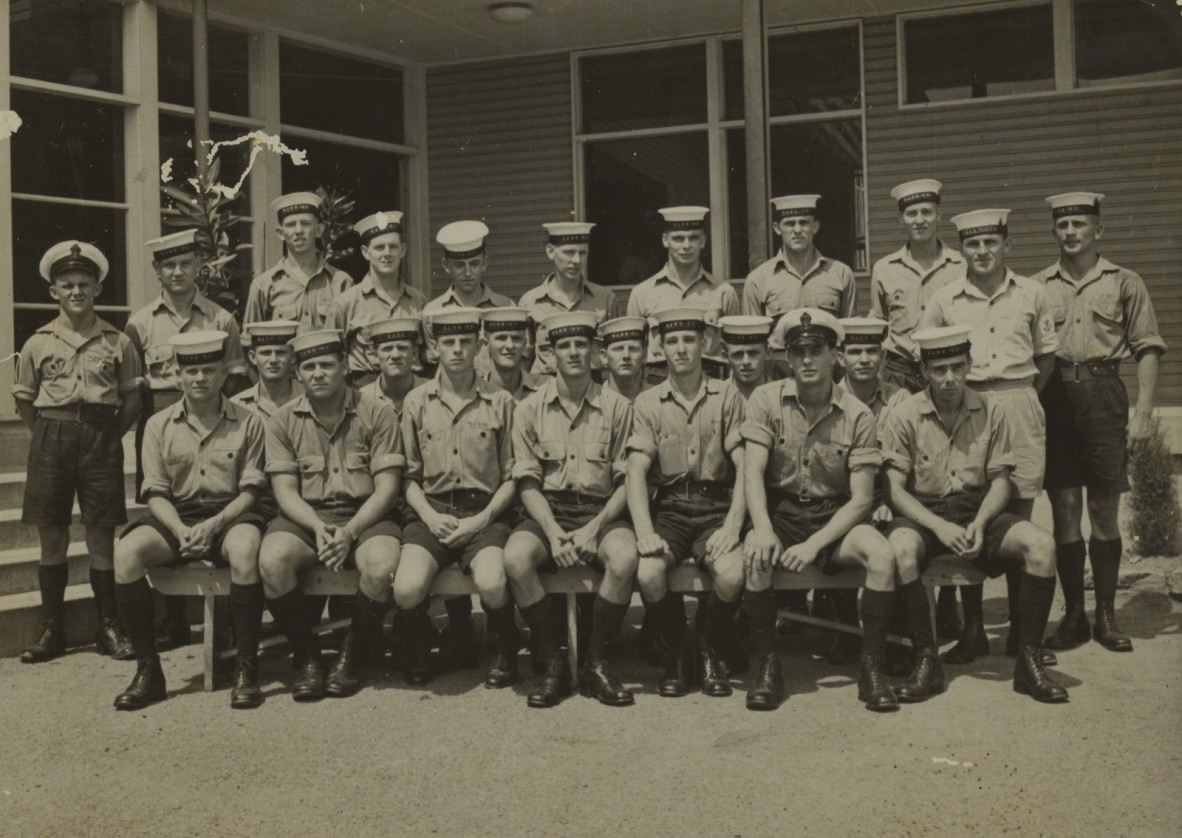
[203,593,216,692]
[566,592,579,688]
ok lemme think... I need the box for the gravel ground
[2,563,1180,838]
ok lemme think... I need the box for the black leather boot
[1005,630,1058,665]
[857,653,899,712]
[658,645,694,698]
[895,648,945,703]
[1045,607,1091,651]
[1091,538,1133,652]
[20,620,66,664]
[292,638,327,702]
[404,608,433,686]
[95,618,135,660]
[230,657,263,709]
[114,656,167,710]
[484,602,520,689]
[941,585,990,664]
[325,628,367,697]
[745,652,784,711]
[579,654,634,706]
[699,638,732,698]
[527,653,572,708]
[1012,644,1069,703]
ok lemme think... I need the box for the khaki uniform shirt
[626,265,739,362]
[265,387,404,509]
[518,274,621,374]
[401,377,514,496]
[627,376,744,487]
[13,316,144,408]
[423,284,515,376]
[741,250,856,320]
[741,380,880,499]
[244,255,353,334]
[357,376,427,419]
[921,269,1059,383]
[230,381,304,420]
[1031,256,1167,364]
[483,369,547,403]
[141,397,266,505]
[880,388,1014,498]
[837,379,908,424]
[324,273,427,374]
[511,379,632,499]
[869,241,965,360]
[126,293,247,393]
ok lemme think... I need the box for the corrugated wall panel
[426,54,574,303]
[863,17,1182,406]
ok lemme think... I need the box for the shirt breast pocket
[809,288,842,314]
[582,433,614,491]
[344,451,374,496]
[657,434,689,477]
[813,438,850,481]
[207,446,241,491]
[535,440,566,483]
[298,455,326,499]
[459,421,500,478]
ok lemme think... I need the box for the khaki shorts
[972,384,1045,499]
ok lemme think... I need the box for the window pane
[279,42,405,144]
[728,121,865,277]
[159,115,255,201]
[584,134,710,286]
[580,45,707,133]
[1075,0,1182,86]
[723,27,861,120]
[281,137,404,280]
[9,0,122,92]
[10,90,124,202]
[12,199,127,307]
[903,6,1055,104]
[157,12,251,116]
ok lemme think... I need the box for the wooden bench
[147,557,984,692]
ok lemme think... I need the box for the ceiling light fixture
[488,2,534,24]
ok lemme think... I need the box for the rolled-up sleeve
[12,339,40,401]
[511,401,543,483]
[608,401,632,484]
[1030,283,1059,358]
[625,394,658,459]
[116,334,146,394]
[238,413,268,491]
[1122,270,1168,358]
[496,392,515,480]
[399,398,424,484]
[879,410,914,475]
[368,402,405,473]
[140,415,173,500]
[847,409,882,471]
[984,401,1016,480]
[264,413,298,475]
[740,387,776,448]
[720,386,745,454]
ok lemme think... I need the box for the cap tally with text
[145,229,199,261]
[271,191,321,225]
[543,222,595,246]
[890,179,942,211]
[39,241,110,283]
[840,316,890,345]
[481,307,531,334]
[245,319,299,347]
[658,206,709,232]
[913,325,973,362]
[437,220,489,259]
[169,330,227,366]
[540,311,598,341]
[288,330,345,363]
[951,209,1011,241]
[719,315,773,345]
[598,316,647,346]
[770,194,821,223]
[1046,192,1104,219]
[655,307,707,336]
[780,308,844,347]
[431,307,482,336]
[354,211,404,245]
[368,316,421,346]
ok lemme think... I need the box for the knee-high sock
[520,599,560,660]
[588,596,628,660]
[229,582,265,663]
[959,584,984,625]
[267,588,313,657]
[1089,537,1123,610]
[899,579,935,651]
[860,588,894,658]
[89,568,118,621]
[652,591,687,653]
[703,593,741,648]
[445,595,474,626]
[38,564,69,624]
[743,588,777,656]
[1018,572,1056,648]
[1055,540,1088,612]
[116,578,157,662]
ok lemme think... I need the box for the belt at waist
[1054,360,1121,382]
[884,351,921,376]
[658,478,732,502]
[968,377,1034,393]
[544,488,611,506]
[426,488,493,510]
[765,489,846,507]
[38,403,118,425]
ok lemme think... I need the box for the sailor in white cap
[742,194,856,322]
[233,320,303,420]
[869,179,965,394]
[518,222,620,375]
[625,207,738,382]
[598,316,649,402]
[625,307,747,698]
[14,241,143,666]
[1032,192,1166,655]
[112,331,269,711]
[481,308,546,402]
[740,308,901,712]
[325,210,426,387]
[881,325,1068,704]
[503,310,638,708]
[243,191,352,334]
[718,315,791,401]
[259,328,404,702]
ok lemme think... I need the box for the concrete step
[0,542,92,597]
[0,468,138,509]
[0,503,148,552]
[0,583,104,659]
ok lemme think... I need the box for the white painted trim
[122,0,161,314]
[704,37,728,280]
[8,77,134,105]
[158,103,264,129]
[897,76,1182,112]
[10,194,129,210]
[254,30,283,272]
[404,64,431,299]
[278,124,418,156]
[1052,0,1075,93]
[856,19,871,273]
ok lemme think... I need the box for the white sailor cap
[481,307,531,334]
[288,330,345,363]
[719,315,773,346]
[771,195,821,222]
[540,311,598,341]
[543,222,595,246]
[368,316,421,346]
[146,229,199,261]
[271,191,321,224]
[654,308,708,336]
[890,179,943,210]
[913,325,974,361]
[245,319,299,347]
[39,240,109,283]
[437,220,490,259]
[169,330,228,365]
[951,209,1011,240]
[658,206,709,231]
[430,307,482,336]
[598,316,648,346]
[1046,192,1104,219]
[778,308,844,347]
[354,211,404,245]
[840,316,890,345]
